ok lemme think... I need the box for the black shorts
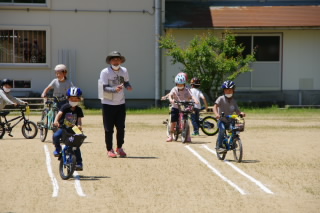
[170,107,179,122]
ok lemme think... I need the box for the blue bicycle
[58,129,86,180]
[216,113,245,163]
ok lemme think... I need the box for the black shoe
[75,163,83,171]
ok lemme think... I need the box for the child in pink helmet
[166,73,198,142]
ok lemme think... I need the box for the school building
[1,0,320,108]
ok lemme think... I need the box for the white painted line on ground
[202,145,274,194]
[185,145,247,195]
[43,145,59,197]
[73,171,86,197]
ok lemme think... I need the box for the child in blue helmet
[213,80,246,152]
[52,87,84,171]
[166,73,199,142]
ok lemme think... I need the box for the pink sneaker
[166,136,173,142]
[186,136,191,142]
[107,149,117,158]
[116,148,127,158]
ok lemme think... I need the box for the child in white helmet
[166,73,198,142]
[41,64,74,109]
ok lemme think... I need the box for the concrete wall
[0,0,156,102]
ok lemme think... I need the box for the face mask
[177,86,184,90]
[225,94,233,98]
[69,101,79,107]
[111,65,120,70]
[3,87,11,93]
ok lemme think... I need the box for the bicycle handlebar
[220,112,243,119]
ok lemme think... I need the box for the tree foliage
[159,32,255,102]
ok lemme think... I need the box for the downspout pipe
[154,0,161,107]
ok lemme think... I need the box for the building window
[254,36,280,61]
[0,0,46,3]
[13,80,31,88]
[234,34,282,90]
[0,29,46,64]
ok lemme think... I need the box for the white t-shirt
[190,88,204,109]
[169,86,193,109]
[99,66,129,105]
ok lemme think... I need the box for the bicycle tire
[232,137,243,163]
[0,123,5,139]
[216,138,227,160]
[59,153,76,180]
[181,120,189,143]
[200,116,219,136]
[39,110,49,142]
[21,121,38,139]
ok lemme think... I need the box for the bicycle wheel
[181,120,189,143]
[200,116,219,136]
[39,110,49,142]
[174,127,179,141]
[59,153,76,180]
[0,123,5,139]
[22,121,38,139]
[216,138,227,160]
[232,137,243,163]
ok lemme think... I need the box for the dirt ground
[0,113,319,213]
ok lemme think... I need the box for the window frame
[234,33,283,91]
[0,26,51,68]
[0,0,50,8]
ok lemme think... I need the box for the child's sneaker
[53,146,61,157]
[107,149,117,158]
[166,136,173,142]
[192,132,199,136]
[186,136,192,142]
[75,162,83,171]
[116,148,127,158]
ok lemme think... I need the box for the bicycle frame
[0,105,38,139]
[216,113,244,162]
[2,115,25,130]
[174,101,194,142]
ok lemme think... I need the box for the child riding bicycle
[0,79,27,111]
[190,77,209,136]
[52,87,84,171]
[41,64,74,109]
[213,80,245,152]
[166,73,198,142]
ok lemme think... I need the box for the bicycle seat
[0,111,10,117]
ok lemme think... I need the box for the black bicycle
[58,129,86,180]
[216,113,245,163]
[0,105,38,139]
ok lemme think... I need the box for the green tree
[159,31,255,102]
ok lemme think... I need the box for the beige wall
[162,29,320,93]
[0,0,156,99]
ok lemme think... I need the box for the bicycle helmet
[1,79,13,87]
[177,72,188,81]
[175,74,186,84]
[190,77,201,86]
[221,80,235,89]
[54,64,67,72]
[67,87,82,97]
